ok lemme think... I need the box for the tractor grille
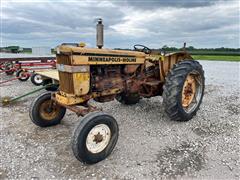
[59,72,74,94]
[57,54,74,94]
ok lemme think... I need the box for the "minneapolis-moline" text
[88,56,136,62]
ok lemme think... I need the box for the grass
[192,55,240,62]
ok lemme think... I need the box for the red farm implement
[0,56,56,86]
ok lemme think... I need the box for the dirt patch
[157,141,206,178]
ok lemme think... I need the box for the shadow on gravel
[157,141,206,178]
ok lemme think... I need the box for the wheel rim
[86,124,111,154]
[181,71,203,113]
[39,100,61,120]
[34,75,43,84]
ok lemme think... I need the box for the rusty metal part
[182,74,196,108]
[52,94,102,116]
[94,76,123,91]
[123,65,139,74]
[93,133,104,143]
[90,65,125,102]
[39,99,62,120]
[139,79,162,97]
[123,63,162,97]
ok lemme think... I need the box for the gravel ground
[0,60,239,179]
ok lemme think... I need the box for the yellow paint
[59,46,146,57]
[147,55,164,61]
[71,55,145,65]
[55,93,85,105]
[55,88,121,105]
[73,72,90,95]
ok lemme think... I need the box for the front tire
[72,112,119,164]
[29,92,66,127]
[162,60,205,121]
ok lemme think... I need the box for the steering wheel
[134,44,151,54]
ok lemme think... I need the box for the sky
[1,0,239,49]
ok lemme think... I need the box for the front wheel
[162,60,205,121]
[29,92,66,127]
[72,112,119,164]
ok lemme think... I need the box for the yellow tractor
[30,19,205,164]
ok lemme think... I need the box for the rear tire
[29,92,66,127]
[72,112,119,164]
[116,92,140,105]
[162,60,205,121]
[16,69,30,81]
[31,73,43,86]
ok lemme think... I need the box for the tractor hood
[57,45,146,58]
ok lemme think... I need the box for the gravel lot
[0,60,239,179]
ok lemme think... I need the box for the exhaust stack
[96,18,104,49]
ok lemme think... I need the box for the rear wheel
[116,92,140,105]
[16,69,30,81]
[162,60,205,121]
[72,112,119,164]
[29,92,66,127]
[31,73,43,86]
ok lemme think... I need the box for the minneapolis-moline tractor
[30,19,205,164]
